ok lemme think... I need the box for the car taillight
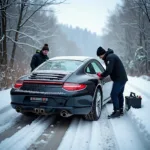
[63,83,86,91]
[14,80,23,89]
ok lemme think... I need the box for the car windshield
[36,59,83,72]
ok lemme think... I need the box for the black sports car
[10,56,112,121]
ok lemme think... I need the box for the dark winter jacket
[30,51,49,71]
[101,49,128,82]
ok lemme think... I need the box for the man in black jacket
[30,44,49,71]
[96,47,128,118]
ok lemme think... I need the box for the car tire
[84,88,102,121]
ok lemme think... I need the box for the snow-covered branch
[0,35,5,43]
[16,0,66,6]
[6,35,39,49]
[22,25,53,33]
[6,29,41,45]
[0,0,17,10]
[20,0,66,27]
[133,0,150,23]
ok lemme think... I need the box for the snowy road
[57,107,118,150]
[0,76,150,150]
[0,106,118,150]
[0,105,147,150]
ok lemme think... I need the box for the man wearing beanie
[96,46,128,119]
[30,44,49,71]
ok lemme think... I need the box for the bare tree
[0,0,66,88]
[101,0,150,75]
[0,0,16,88]
[8,0,65,68]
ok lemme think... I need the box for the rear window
[36,60,83,72]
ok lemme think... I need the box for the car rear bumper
[11,102,91,115]
[10,91,93,115]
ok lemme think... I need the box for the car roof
[49,56,94,61]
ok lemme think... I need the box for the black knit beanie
[97,46,106,56]
[42,44,49,51]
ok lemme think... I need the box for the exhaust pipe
[60,110,72,118]
[34,108,40,114]
[16,106,22,113]
[40,109,45,114]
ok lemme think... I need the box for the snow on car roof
[49,56,93,61]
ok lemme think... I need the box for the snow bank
[125,76,150,147]
[0,89,11,110]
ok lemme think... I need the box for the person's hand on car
[97,72,103,79]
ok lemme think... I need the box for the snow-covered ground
[0,76,150,150]
[125,76,150,149]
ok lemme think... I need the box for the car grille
[21,83,59,92]
[30,73,66,80]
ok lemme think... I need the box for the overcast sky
[54,0,122,35]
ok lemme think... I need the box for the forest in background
[1,0,150,89]
[101,0,150,76]
[60,24,101,57]
[0,0,101,89]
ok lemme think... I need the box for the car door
[90,60,112,102]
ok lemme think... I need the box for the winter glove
[97,72,103,79]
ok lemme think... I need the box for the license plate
[30,97,48,102]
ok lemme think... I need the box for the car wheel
[84,88,102,121]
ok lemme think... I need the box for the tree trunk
[0,0,8,88]
[9,2,24,69]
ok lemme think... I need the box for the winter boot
[108,110,120,119]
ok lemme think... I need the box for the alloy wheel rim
[96,90,101,117]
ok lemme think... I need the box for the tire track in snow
[0,109,19,126]
[58,108,118,150]
[0,116,55,150]
[0,105,11,114]
[0,109,21,134]
[106,103,147,150]
[28,117,71,150]
[69,118,92,150]
[57,118,80,150]
[89,107,118,150]
[0,114,38,142]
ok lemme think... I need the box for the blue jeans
[111,81,126,111]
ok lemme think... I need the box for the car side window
[86,67,90,73]
[91,61,104,73]
[85,63,96,74]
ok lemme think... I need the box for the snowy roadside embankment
[125,76,150,147]
[0,89,11,110]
